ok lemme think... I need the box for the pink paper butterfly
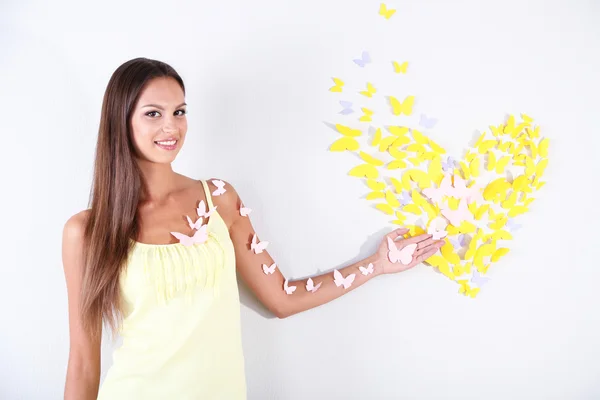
[359,263,374,276]
[284,279,297,295]
[441,198,472,226]
[197,200,217,218]
[452,175,483,203]
[305,277,322,293]
[240,204,252,217]
[186,215,204,230]
[170,225,208,246]
[262,263,277,275]
[427,225,448,240]
[250,234,269,254]
[387,237,417,265]
[333,269,356,289]
[212,179,226,196]
[423,173,453,204]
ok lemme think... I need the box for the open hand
[375,228,444,274]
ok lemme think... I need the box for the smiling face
[130,77,188,163]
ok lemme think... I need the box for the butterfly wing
[398,243,418,265]
[306,278,314,291]
[333,269,343,287]
[284,279,296,294]
[367,263,374,274]
[171,231,192,246]
[192,225,208,244]
[343,273,356,289]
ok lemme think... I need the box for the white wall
[1,0,599,398]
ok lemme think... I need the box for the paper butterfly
[186,215,204,230]
[422,173,454,204]
[506,219,522,231]
[389,95,414,116]
[262,262,276,275]
[378,3,396,19]
[212,179,226,196]
[306,277,322,293]
[353,51,371,68]
[387,237,417,265]
[441,198,472,227]
[329,77,344,92]
[441,156,457,172]
[284,279,297,295]
[240,205,252,217]
[197,200,217,218]
[392,61,408,74]
[170,225,208,246]
[359,263,374,276]
[470,270,490,287]
[419,114,438,130]
[359,108,374,122]
[333,269,356,289]
[360,82,377,98]
[250,234,269,254]
[339,101,354,115]
[452,175,483,203]
[427,225,448,240]
[449,234,467,248]
[399,191,412,205]
[458,280,480,298]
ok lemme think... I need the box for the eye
[145,109,187,117]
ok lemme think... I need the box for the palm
[376,228,444,275]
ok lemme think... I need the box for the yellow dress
[97,180,247,399]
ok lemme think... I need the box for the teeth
[155,140,177,145]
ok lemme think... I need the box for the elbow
[273,304,294,319]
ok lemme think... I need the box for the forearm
[64,357,100,400]
[278,253,382,318]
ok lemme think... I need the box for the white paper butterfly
[186,215,204,230]
[170,225,208,246]
[305,277,322,293]
[262,263,277,275]
[333,269,356,289]
[427,225,448,240]
[284,279,296,295]
[212,179,227,196]
[251,234,269,254]
[359,263,374,276]
[240,204,252,217]
[197,200,217,218]
[387,237,417,265]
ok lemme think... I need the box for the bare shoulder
[63,209,91,241]
[62,209,92,267]
[203,178,242,230]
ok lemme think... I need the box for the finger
[414,248,439,265]
[387,228,409,239]
[399,233,433,246]
[413,242,441,258]
[416,237,437,249]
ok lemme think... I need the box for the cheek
[130,118,154,154]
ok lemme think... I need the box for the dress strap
[200,180,215,210]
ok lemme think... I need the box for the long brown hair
[80,57,185,340]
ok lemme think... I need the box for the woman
[62,57,444,399]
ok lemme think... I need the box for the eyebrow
[141,102,187,109]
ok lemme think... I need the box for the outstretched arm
[215,180,443,318]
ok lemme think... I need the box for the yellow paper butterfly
[379,3,396,19]
[359,108,374,122]
[360,82,377,98]
[392,61,408,73]
[329,77,344,92]
[389,95,415,116]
